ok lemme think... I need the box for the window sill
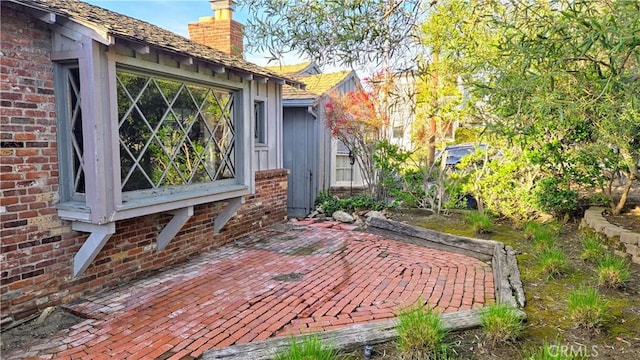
[57,184,249,224]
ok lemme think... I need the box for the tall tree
[480,0,640,215]
[239,0,424,70]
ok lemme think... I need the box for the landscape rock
[364,210,386,219]
[332,211,355,223]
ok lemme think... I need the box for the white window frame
[330,138,363,188]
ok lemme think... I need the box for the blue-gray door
[283,108,317,218]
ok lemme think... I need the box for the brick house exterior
[1,0,298,328]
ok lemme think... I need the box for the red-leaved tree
[325,85,388,196]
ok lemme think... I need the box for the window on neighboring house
[392,125,404,138]
[116,70,236,199]
[254,100,266,144]
[335,141,352,182]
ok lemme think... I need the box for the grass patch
[464,211,495,234]
[568,285,609,330]
[523,221,559,250]
[396,301,449,359]
[273,335,337,360]
[597,255,630,288]
[580,231,606,263]
[480,303,524,344]
[537,247,568,278]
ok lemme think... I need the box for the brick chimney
[188,0,244,57]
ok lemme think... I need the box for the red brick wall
[0,7,287,329]
[188,18,244,57]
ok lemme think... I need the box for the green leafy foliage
[480,304,524,344]
[458,144,540,220]
[373,139,413,201]
[533,177,579,218]
[273,335,337,360]
[568,286,610,329]
[240,0,422,69]
[314,192,386,217]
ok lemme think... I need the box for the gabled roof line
[5,0,304,88]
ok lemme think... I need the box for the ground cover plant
[536,247,568,279]
[597,255,631,289]
[273,335,337,360]
[464,210,495,234]
[567,285,610,330]
[580,231,607,263]
[396,301,449,359]
[480,303,524,345]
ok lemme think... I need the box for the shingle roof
[282,71,354,100]
[9,0,302,87]
[264,62,315,77]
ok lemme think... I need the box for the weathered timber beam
[367,216,499,257]
[203,308,526,360]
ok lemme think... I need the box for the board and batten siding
[252,80,283,172]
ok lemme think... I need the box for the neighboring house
[0,0,302,328]
[265,63,365,217]
[387,71,459,152]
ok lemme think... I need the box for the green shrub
[273,335,337,360]
[480,304,524,344]
[526,343,578,359]
[314,192,386,216]
[315,192,341,216]
[533,177,578,218]
[341,193,386,212]
[464,210,495,234]
[396,301,448,359]
[580,232,606,263]
[537,247,568,278]
[568,285,609,329]
[597,255,630,288]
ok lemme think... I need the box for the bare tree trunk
[612,169,637,215]
[427,51,439,166]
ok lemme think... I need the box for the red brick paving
[4,222,494,359]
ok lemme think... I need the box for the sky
[83,0,299,66]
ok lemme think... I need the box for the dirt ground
[603,205,640,233]
[0,308,83,352]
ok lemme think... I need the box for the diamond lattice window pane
[117,70,236,192]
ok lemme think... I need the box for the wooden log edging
[366,216,498,260]
[202,308,527,360]
[203,217,527,360]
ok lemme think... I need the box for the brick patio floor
[5,221,494,360]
